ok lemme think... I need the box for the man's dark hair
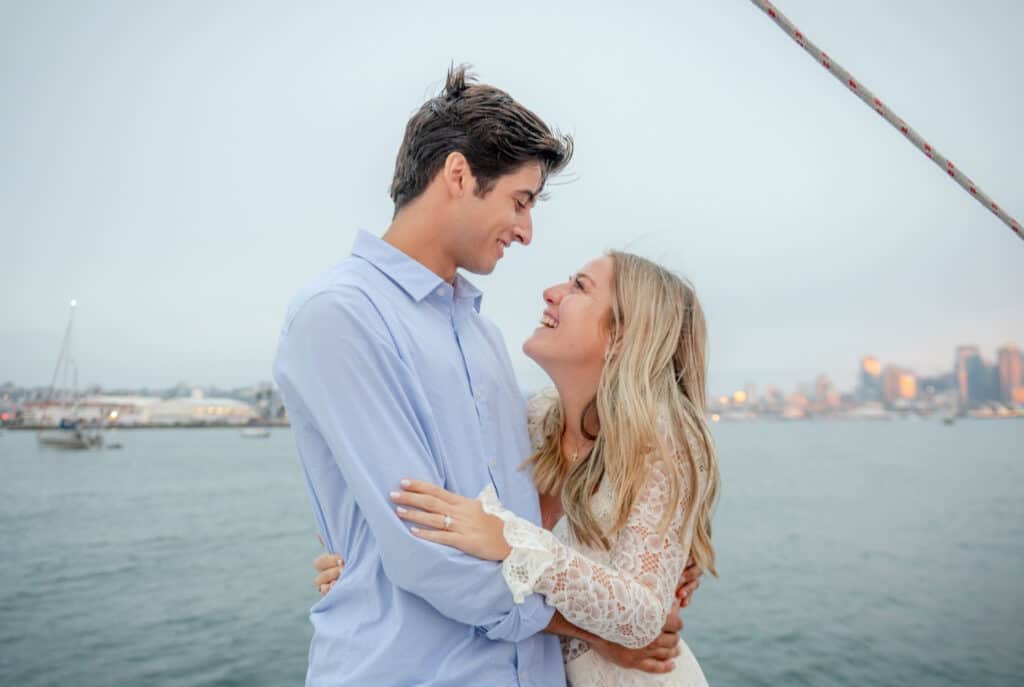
[389,64,573,213]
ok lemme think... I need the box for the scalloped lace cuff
[478,484,557,604]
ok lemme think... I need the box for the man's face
[452,162,543,275]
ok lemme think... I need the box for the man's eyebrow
[517,176,550,203]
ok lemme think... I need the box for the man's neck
[382,209,457,284]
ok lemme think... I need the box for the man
[274,65,697,687]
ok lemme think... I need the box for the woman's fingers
[398,479,461,504]
[396,506,449,531]
[315,566,341,588]
[408,525,459,547]
[390,489,450,516]
[314,553,344,572]
[318,582,333,596]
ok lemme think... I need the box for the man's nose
[513,214,533,246]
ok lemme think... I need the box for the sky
[3,0,1022,396]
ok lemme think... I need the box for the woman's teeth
[541,315,558,328]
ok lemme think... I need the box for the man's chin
[462,259,499,276]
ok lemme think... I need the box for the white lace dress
[479,392,709,687]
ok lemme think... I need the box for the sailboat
[37,300,104,450]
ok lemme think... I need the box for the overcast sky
[3,0,1022,395]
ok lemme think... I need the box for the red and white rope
[750,0,1022,243]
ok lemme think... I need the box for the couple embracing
[274,65,720,687]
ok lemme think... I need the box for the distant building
[950,346,974,405]
[21,394,259,427]
[898,372,916,400]
[814,374,840,409]
[859,356,883,402]
[145,397,259,426]
[997,344,1022,406]
[962,351,999,406]
[882,367,900,405]
[882,366,916,405]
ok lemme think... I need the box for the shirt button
[435,287,444,296]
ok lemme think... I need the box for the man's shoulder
[280,258,392,336]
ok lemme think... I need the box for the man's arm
[275,289,552,642]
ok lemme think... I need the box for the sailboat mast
[45,299,76,407]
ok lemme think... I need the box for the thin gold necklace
[567,436,592,463]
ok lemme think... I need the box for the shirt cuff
[482,592,556,643]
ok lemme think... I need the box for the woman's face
[523,255,616,375]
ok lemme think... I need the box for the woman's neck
[550,365,602,452]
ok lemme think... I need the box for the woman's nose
[544,284,569,307]
[543,285,561,305]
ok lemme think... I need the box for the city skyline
[4,337,1019,403]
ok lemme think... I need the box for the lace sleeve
[480,448,692,649]
[525,388,558,451]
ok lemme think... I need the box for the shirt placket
[451,302,502,498]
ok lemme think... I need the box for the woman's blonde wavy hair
[522,252,720,576]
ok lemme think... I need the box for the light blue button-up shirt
[274,231,564,687]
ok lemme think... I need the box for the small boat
[39,421,104,450]
[36,300,105,451]
[942,415,955,426]
[241,427,271,439]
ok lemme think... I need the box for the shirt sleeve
[273,288,553,642]
[481,447,692,649]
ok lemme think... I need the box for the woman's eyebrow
[575,272,595,286]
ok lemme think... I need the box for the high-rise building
[859,356,882,401]
[814,374,840,409]
[881,367,916,405]
[997,344,1022,406]
[882,366,901,405]
[954,345,981,409]
[898,371,917,400]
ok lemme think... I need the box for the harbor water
[1,420,1022,686]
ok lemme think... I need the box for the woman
[319,251,718,686]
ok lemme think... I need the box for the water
[1,421,1022,686]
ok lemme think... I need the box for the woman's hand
[390,479,511,561]
[314,553,344,596]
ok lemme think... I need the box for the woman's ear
[603,335,621,363]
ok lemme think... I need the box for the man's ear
[442,151,473,198]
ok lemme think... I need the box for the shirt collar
[453,272,483,312]
[351,230,483,311]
